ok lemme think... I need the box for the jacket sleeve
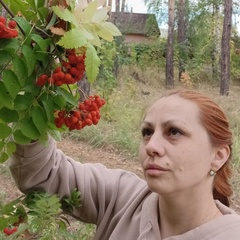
[8,136,146,225]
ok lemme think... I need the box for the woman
[9,89,240,239]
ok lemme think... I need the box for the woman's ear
[211,145,231,171]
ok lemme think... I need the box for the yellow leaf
[92,7,111,23]
[99,22,122,36]
[82,0,98,23]
[96,24,113,41]
[85,26,102,47]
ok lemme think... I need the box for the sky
[112,0,240,33]
[124,0,147,13]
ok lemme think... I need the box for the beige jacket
[9,137,240,240]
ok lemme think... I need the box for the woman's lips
[145,163,169,176]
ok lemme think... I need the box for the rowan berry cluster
[0,16,18,38]
[54,95,106,130]
[36,49,86,87]
[3,227,18,235]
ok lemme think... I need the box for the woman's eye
[141,128,153,137]
[168,127,183,137]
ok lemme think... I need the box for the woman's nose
[145,133,166,157]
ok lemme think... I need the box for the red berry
[0,16,6,25]
[70,116,78,124]
[85,118,93,126]
[68,54,77,64]
[73,110,81,118]
[54,66,62,73]
[8,20,17,29]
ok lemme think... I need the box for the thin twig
[0,0,14,17]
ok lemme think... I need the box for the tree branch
[0,0,15,18]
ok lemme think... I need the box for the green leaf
[48,127,62,141]
[0,38,20,52]
[39,96,54,122]
[0,152,9,163]
[0,81,14,109]
[2,69,21,99]
[55,88,78,106]
[14,93,33,111]
[52,94,66,109]
[57,29,88,49]
[31,34,48,52]
[22,45,37,76]
[0,217,8,230]
[0,141,4,151]
[0,123,12,139]
[13,16,32,35]
[85,43,100,83]
[13,130,32,144]
[6,141,16,156]
[82,0,98,23]
[31,106,48,133]
[20,118,40,140]
[0,50,12,65]
[0,108,19,122]
[12,57,28,87]
[52,6,79,26]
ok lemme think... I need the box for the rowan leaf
[0,108,19,123]
[12,57,28,87]
[99,22,122,37]
[0,123,12,139]
[57,28,88,49]
[96,24,114,42]
[0,50,12,65]
[22,45,37,76]
[55,88,78,106]
[13,130,32,145]
[52,6,78,26]
[2,69,21,99]
[20,118,40,140]
[0,81,14,109]
[14,93,34,111]
[85,43,100,83]
[0,152,9,163]
[82,0,98,23]
[31,106,48,133]
[92,6,110,23]
[13,16,32,35]
[40,94,55,122]
[31,34,48,52]
[6,141,16,156]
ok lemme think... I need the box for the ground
[0,136,239,214]
[0,136,143,204]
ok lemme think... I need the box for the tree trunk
[177,0,187,81]
[77,73,91,102]
[166,0,175,88]
[121,0,125,12]
[211,3,221,81]
[115,0,120,12]
[220,0,232,96]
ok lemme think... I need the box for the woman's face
[139,95,217,196]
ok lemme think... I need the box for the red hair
[160,89,233,206]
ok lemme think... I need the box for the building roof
[109,12,160,37]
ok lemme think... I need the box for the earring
[209,170,216,176]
